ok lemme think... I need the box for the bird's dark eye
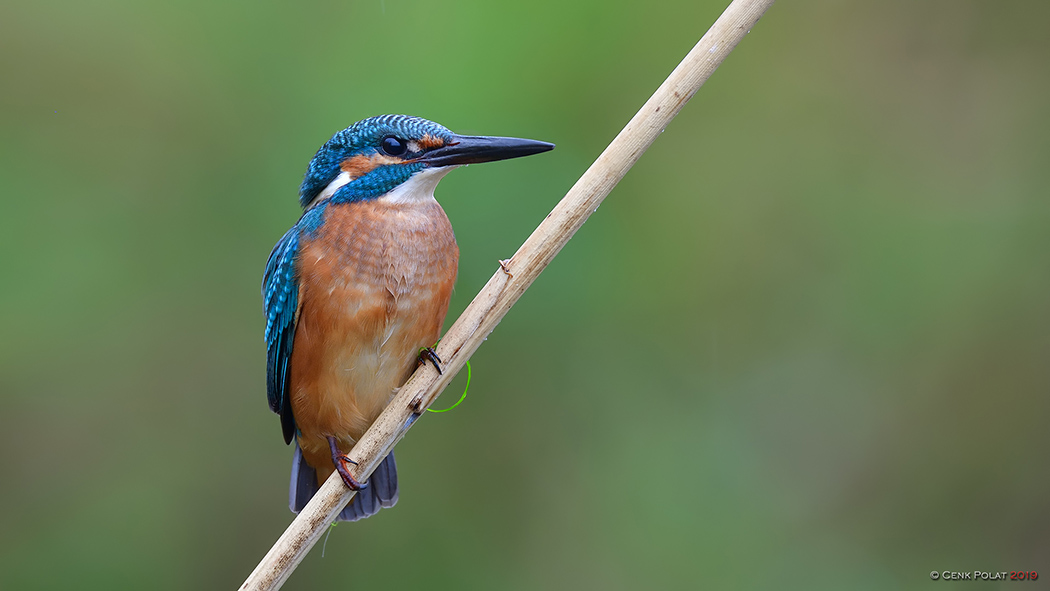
[380,136,407,156]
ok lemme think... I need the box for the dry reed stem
[240,1,775,588]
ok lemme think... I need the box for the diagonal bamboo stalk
[240,1,775,588]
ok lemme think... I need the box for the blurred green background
[2,0,1048,588]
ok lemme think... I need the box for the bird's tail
[289,442,399,522]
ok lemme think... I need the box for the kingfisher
[262,114,553,521]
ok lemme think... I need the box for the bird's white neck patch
[306,171,351,209]
[305,165,457,210]
[379,166,457,205]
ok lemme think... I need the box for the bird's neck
[311,166,456,209]
[375,167,456,205]
[298,167,458,241]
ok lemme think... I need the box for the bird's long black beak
[420,135,554,167]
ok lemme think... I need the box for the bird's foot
[335,457,368,491]
[417,346,443,375]
[328,437,367,491]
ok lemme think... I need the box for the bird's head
[298,114,554,209]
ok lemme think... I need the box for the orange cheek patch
[417,134,445,150]
[340,153,403,179]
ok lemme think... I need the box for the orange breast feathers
[289,197,458,476]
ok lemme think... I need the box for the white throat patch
[379,166,458,205]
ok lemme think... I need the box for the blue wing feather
[263,226,301,444]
